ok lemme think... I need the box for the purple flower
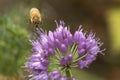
[60,54,73,65]
[50,70,61,80]
[24,20,104,80]
[61,76,68,80]
[30,71,49,80]
[72,77,77,80]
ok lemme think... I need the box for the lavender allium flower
[24,21,104,80]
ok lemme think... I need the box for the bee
[30,8,42,27]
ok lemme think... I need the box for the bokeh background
[0,0,120,80]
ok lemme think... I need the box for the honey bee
[30,8,42,27]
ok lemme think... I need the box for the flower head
[24,21,104,80]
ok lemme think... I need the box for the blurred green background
[0,0,120,80]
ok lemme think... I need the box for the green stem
[72,52,88,63]
[66,69,72,79]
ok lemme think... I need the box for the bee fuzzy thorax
[30,8,41,25]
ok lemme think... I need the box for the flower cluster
[24,21,104,80]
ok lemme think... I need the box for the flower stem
[73,52,88,63]
[66,69,72,79]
